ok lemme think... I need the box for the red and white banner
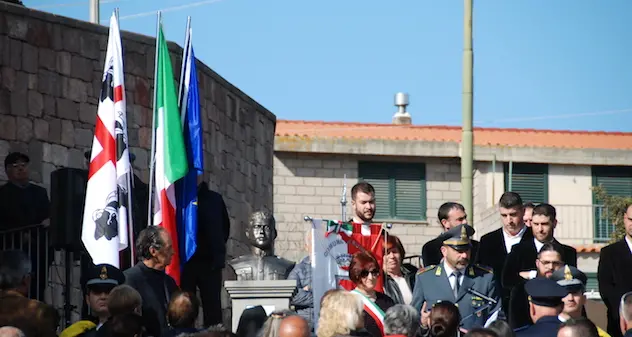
[81,13,132,268]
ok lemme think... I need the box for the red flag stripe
[159,189,181,285]
[114,85,124,103]
[88,116,117,179]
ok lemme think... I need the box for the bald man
[0,327,25,337]
[279,315,310,337]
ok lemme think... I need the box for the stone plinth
[224,280,297,332]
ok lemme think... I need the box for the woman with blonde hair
[317,289,367,337]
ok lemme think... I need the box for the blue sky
[25,0,632,132]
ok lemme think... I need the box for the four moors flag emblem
[81,13,133,268]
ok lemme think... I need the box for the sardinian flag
[81,12,132,268]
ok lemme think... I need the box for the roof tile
[275,120,632,150]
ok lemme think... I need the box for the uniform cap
[550,265,587,292]
[438,224,475,251]
[82,264,125,289]
[525,277,569,307]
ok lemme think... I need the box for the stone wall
[273,152,461,263]
[0,2,276,328]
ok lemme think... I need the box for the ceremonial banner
[152,21,188,285]
[311,219,386,328]
[175,21,203,265]
[81,12,132,268]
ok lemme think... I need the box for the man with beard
[342,182,387,292]
[507,243,565,329]
[60,264,125,337]
[411,224,500,331]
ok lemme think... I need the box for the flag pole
[115,7,136,267]
[178,16,191,126]
[147,11,162,229]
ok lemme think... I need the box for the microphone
[467,288,498,304]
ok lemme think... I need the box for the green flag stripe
[156,25,188,182]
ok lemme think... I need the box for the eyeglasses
[9,163,27,169]
[538,259,563,267]
[360,269,380,278]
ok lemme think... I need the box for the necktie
[452,271,461,298]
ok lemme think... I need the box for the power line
[112,0,225,21]
[31,0,124,9]
[475,108,632,125]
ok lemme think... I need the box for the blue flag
[176,27,203,264]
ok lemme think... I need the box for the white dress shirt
[626,235,632,254]
[443,262,464,294]
[502,226,527,254]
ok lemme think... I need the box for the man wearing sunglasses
[411,224,500,331]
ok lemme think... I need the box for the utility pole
[89,0,100,24]
[461,0,474,225]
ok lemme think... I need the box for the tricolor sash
[351,289,386,336]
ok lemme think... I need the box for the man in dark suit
[181,181,230,326]
[598,203,632,337]
[422,202,479,267]
[507,243,565,329]
[476,192,532,312]
[502,203,577,308]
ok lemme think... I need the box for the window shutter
[505,163,549,203]
[592,166,632,242]
[394,165,426,220]
[358,162,427,221]
[358,163,392,220]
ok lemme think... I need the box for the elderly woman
[383,235,417,305]
[317,289,367,337]
[349,252,396,337]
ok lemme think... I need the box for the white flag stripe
[81,13,131,267]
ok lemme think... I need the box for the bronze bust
[229,210,295,281]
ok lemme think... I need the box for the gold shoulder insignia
[474,264,493,274]
[416,265,437,275]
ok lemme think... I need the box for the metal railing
[472,204,615,244]
[0,224,49,301]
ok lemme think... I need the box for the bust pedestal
[224,279,297,332]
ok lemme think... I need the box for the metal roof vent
[392,92,412,125]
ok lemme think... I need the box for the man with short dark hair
[524,203,536,227]
[477,192,533,312]
[341,181,387,292]
[422,202,479,267]
[598,203,632,337]
[124,226,179,337]
[502,204,577,299]
[0,250,58,337]
[558,317,600,337]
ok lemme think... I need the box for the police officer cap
[438,224,475,251]
[551,265,587,292]
[525,277,569,307]
[82,264,125,290]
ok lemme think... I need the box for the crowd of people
[0,152,631,337]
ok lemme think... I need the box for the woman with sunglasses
[349,252,396,337]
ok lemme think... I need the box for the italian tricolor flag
[153,24,188,285]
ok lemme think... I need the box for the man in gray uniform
[411,224,501,330]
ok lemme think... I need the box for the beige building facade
[273,119,632,297]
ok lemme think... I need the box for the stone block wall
[0,2,276,328]
[273,152,461,264]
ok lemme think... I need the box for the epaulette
[60,321,97,337]
[474,264,493,274]
[416,265,437,275]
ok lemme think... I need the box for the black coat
[383,264,417,305]
[476,228,533,312]
[422,236,480,267]
[0,182,50,229]
[124,262,179,337]
[598,239,632,337]
[192,183,230,269]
